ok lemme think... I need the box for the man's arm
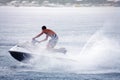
[39,35,48,43]
[33,32,43,40]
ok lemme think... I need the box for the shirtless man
[32,26,58,49]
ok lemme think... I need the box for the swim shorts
[48,34,58,48]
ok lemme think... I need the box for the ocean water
[0,7,120,80]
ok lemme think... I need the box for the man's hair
[42,26,47,30]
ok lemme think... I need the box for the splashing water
[0,7,120,74]
[24,20,120,73]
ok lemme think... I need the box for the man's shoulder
[46,29,53,32]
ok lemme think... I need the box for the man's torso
[43,29,56,37]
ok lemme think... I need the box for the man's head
[42,26,47,30]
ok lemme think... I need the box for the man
[32,26,58,49]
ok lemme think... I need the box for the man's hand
[38,41,43,43]
[32,38,35,40]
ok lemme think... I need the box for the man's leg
[47,38,58,49]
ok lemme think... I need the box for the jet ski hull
[9,51,31,62]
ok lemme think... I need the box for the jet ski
[9,40,67,63]
[8,41,35,62]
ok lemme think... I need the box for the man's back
[43,29,56,37]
